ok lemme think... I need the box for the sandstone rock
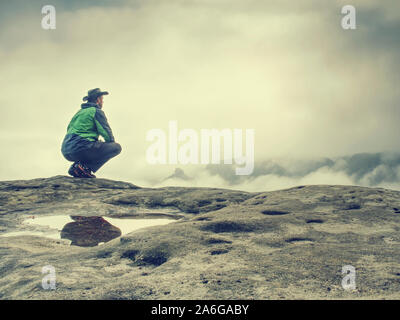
[0,176,399,299]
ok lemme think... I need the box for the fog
[0,0,399,191]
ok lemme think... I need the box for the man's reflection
[61,216,121,247]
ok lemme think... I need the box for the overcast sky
[0,0,399,191]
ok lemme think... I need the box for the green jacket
[61,102,115,155]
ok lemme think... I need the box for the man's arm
[94,109,115,142]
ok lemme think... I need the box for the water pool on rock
[1,215,177,247]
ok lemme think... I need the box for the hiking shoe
[68,162,96,178]
[68,162,83,178]
[75,162,96,178]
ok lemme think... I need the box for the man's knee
[112,143,122,156]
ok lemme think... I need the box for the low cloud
[0,1,399,193]
[153,152,400,192]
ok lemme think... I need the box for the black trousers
[64,141,122,173]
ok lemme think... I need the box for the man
[61,88,121,178]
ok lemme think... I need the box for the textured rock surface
[0,176,400,299]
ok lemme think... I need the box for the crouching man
[61,88,121,178]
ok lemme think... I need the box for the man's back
[61,102,114,156]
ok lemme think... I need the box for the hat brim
[83,91,109,101]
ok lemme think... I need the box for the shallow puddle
[1,215,176,247]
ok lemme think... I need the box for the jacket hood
[81,102,101,109]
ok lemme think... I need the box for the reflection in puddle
[61,216,122,247]
[1,215,176,247]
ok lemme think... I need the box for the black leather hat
[83,88,109,101]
